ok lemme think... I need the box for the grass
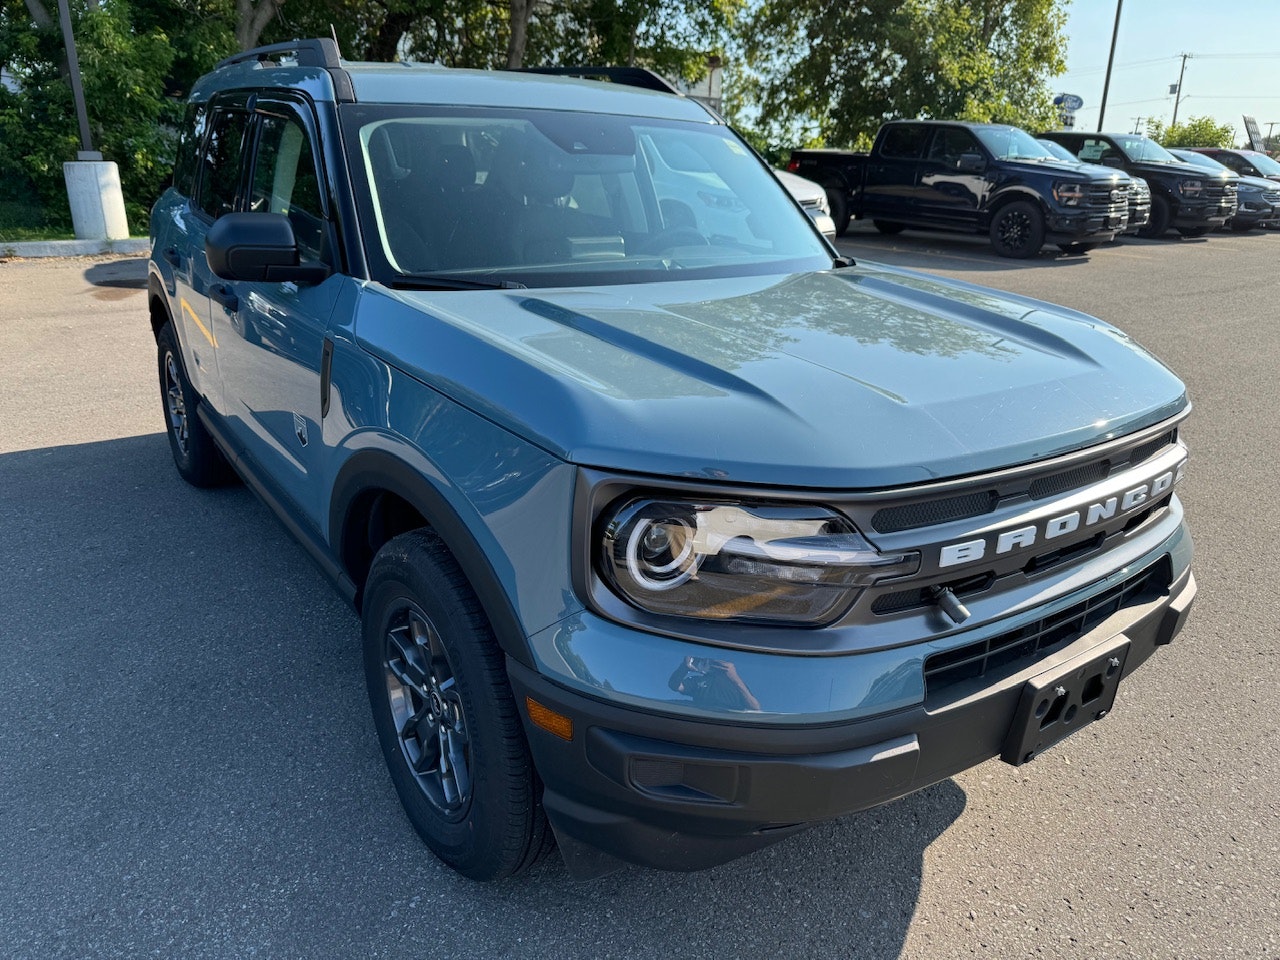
[0,199,75,243]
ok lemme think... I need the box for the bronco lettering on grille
[938,459,1186,569]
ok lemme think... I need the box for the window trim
[190,92,256,225]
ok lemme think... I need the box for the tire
[156,322,233,487]
[362,529,551,881]
[826,187,851,236]
[873,220,905,235]
[988,200,1045,258]
[1177,226,1211,238]
[1057,242,1099,254]
[1138,196,1171,239]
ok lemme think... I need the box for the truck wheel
[1177,226,1210,238]
[1138,196,1171,238]
[873,220,905,235]
[989,201,1045,258]
[1230,221,1255,233]
[362,529,551,881]
[156,322,233,487]
[1057,242,1099,254]
[826,188,851,236]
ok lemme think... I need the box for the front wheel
[1138,196,1171,238]
[873,220,905,235]
[1230,221,1255,233]
[989,200,1045,258]
[363,529,551,881]
[826,187,851,236]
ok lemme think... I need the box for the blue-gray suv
[149,39,1197,880]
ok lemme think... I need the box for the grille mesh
[871,491,997,534]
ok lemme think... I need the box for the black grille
[922,560,1170,699]
[871,490,998,534]
[1127,430,1176,467]
[1087,183,1128,209]
[1029,460,1111,500]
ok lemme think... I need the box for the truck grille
[922,558,1171,699]
[1263,188,1280,205]
[1204,182,1237,201]
[868,430,1177,535]
[1087,183,1129,211]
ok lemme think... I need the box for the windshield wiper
[390,273,527,291]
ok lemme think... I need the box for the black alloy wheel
[989,200,1045,259]
[362,529,551,880]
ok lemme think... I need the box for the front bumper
[1123,202,1152,234]
[1173,197,1234,229]
[513,540,1196,875]
[1045,207,1126,242]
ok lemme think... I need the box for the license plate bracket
[1000,635,1130,766]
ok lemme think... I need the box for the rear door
[863,124,930,221]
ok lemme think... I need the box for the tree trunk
[23,0,54,29]
[366,8,413,62]
[506,0,531,68]
[235,0,286,52]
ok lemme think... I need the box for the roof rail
[214,38,342,72]
[518,66,681,96]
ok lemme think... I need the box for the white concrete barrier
[62,160,130,240]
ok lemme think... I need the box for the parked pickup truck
[1039,131,1237,239]
[787,120,1132,257]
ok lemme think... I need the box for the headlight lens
[1053,181,1086,206]
[1179,179,1203,197]
[598,499,918,625]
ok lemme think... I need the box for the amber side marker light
[526,697,574,741]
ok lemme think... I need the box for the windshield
[1172,150,1230,173]
[1036,138,1081,164]
[1243,151,1280,176]
[973,126,1055,161]
[340,105,831,288]
[1112,135,1179,163]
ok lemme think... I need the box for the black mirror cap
[1101,156,1125,169]
[957,152,986,173]
[206,213,329,283]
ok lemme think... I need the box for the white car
[776,168,837,239]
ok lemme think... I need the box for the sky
[1058,0,1280,143]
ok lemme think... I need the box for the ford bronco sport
[149,39,1196,880]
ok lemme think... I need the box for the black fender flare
[329,448,534,668]
[981,187,1049,230]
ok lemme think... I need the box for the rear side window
[250,113,327,262]
[173,103,208,197]
[879,126,929,159]
[196,109,250,219]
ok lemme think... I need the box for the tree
[0,0,178,233]
[1146,116,1235,149]
[733,0,1068,149]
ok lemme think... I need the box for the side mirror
[206,212,329,283]
[1101,156,1125,169]
[957,152,986,173]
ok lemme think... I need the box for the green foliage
[1146,116,1235,149]
[0,0,181,234]
[732,0,1067,148]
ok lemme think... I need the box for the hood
[1012,157,1128,184]
[1128,158,1229,181]
[355,267,1188,489]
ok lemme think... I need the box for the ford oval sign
[1054,93,1085,111]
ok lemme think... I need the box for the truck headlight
[597,498,918,625]
[1053,182,1086,206]
[1178,179,1203,197]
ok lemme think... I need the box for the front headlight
[598,498,918,625]
[1178,179,1203,197]
[1053,181,1086,206]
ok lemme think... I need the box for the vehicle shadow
[83,256,147,288]
[835,223,1112,273]
[0,433,965,960]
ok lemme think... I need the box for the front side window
[928,128,981,164]
[340,105,831,287]
[250,112,328,262]
[196,108,250,219]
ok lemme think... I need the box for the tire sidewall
[990,200,1045,258]
[1140,195,1172,238]
[157,324,198,477]
[361,535,529,879]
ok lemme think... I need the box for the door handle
[210,284,239,312]
[162,247,182,267]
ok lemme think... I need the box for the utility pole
[1170,53,1190,128]
[1132,116,1145,135]
[1098,0,1124,131]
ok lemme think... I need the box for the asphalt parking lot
[2,229,1278,960]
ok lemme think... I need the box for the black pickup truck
[1039,131,1237,239]
[786,120,1132,257]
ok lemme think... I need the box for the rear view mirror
[206,213,329,283]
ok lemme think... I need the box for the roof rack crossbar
[518,66,681,96]
[215,38,342,72]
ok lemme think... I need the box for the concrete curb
[0,238,150,259]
